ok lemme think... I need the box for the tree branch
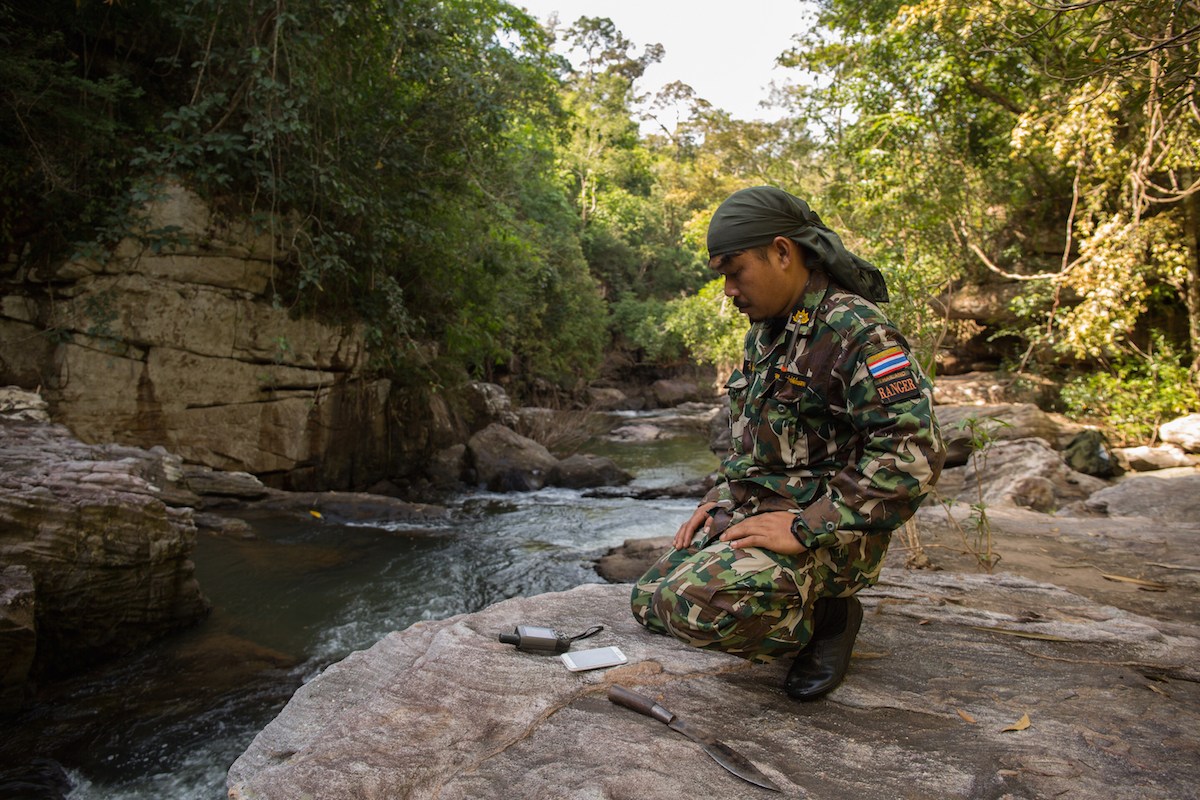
[960,75,1026,115]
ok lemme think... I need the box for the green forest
[3,0,1198,443]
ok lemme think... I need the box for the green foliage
[20,0,1192,415]
[608,294,684,363]
[1060,337,1199,446]
[0,3,151,257]
[928,415,1009,572]
[555,17,715,303]
[607,277,750,371]
[944,415,1007,572]
[779,0,1200,374]
[661,278,749,369]
[5,0,607,385]
[551,16,829,370]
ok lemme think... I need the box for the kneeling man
[632,186,946,700]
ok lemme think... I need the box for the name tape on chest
[771,367,808,389]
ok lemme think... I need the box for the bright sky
[515,0,816,126]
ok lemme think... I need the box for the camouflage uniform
[631,269,946,663]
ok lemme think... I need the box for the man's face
[710,246,801,322]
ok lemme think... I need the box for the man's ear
[772,236,796,270]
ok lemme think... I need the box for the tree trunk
[1183,168,1200,377]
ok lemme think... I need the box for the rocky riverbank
[0,386,450,713]
[0,380,685,712]
[225,398,1200,799]
[0,181,717,494]
[226,570,1200,800]
[0,389,209,712]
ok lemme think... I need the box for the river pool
[2,415,719,800]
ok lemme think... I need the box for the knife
[607,684,781,792]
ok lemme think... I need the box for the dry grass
[898,518,935,570]
[511,405,614,457]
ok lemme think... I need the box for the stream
[1,410,720,800]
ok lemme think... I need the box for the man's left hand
[718,511,808,555]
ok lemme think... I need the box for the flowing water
[2,411,719,800]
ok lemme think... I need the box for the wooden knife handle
[608,684,675,724]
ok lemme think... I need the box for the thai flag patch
[866,346,910,379]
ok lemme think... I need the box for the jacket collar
[753,269,829,356]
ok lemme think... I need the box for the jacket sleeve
[791,327,946,550]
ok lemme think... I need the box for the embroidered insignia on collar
[791,308,811,326]
[866,346,911,379]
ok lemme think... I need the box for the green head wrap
[706,186,889,303]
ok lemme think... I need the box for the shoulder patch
[866,346,911,379]
[875,368,922,405]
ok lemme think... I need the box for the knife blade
[607,684,781,792]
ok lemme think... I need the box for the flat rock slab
[912,504,1200,631]
[228,575,1200,800]
[240,489,448,523]
[1083,472,1200,523]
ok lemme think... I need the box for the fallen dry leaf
[1001,713,1031,732]
[957,708,976,723]
[971,626,1073,642]
[1101,573,1168,589]
[309,510,323,518]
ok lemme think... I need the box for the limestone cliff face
[0,185,460,489]
[0,389,210,709]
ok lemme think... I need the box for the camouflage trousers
[630,527,891,663]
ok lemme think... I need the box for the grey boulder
[1160,413,1200,453]
[549,454,632,490]
[950,437,1109,512]
[468,423,559,492]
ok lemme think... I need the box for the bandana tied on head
[706,186,889,303]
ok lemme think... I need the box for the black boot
[784,596,863,701]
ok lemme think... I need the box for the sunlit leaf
[1001,713,1031,732]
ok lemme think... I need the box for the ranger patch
[866,346,911,378]
[875,368,922,405]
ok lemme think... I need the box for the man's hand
[719,511,808,555]
[674,502,718,549]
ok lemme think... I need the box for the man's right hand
[674,502,718,550]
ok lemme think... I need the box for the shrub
[1061,337,1199,445]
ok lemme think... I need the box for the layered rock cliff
[0,185,460,490]
[0,388,210,710]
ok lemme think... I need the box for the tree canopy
[4,1,1198,432]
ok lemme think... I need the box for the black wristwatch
[789,515,807,547]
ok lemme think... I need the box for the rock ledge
[228,575,1200,800]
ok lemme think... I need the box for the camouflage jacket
[702,269,946,550]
